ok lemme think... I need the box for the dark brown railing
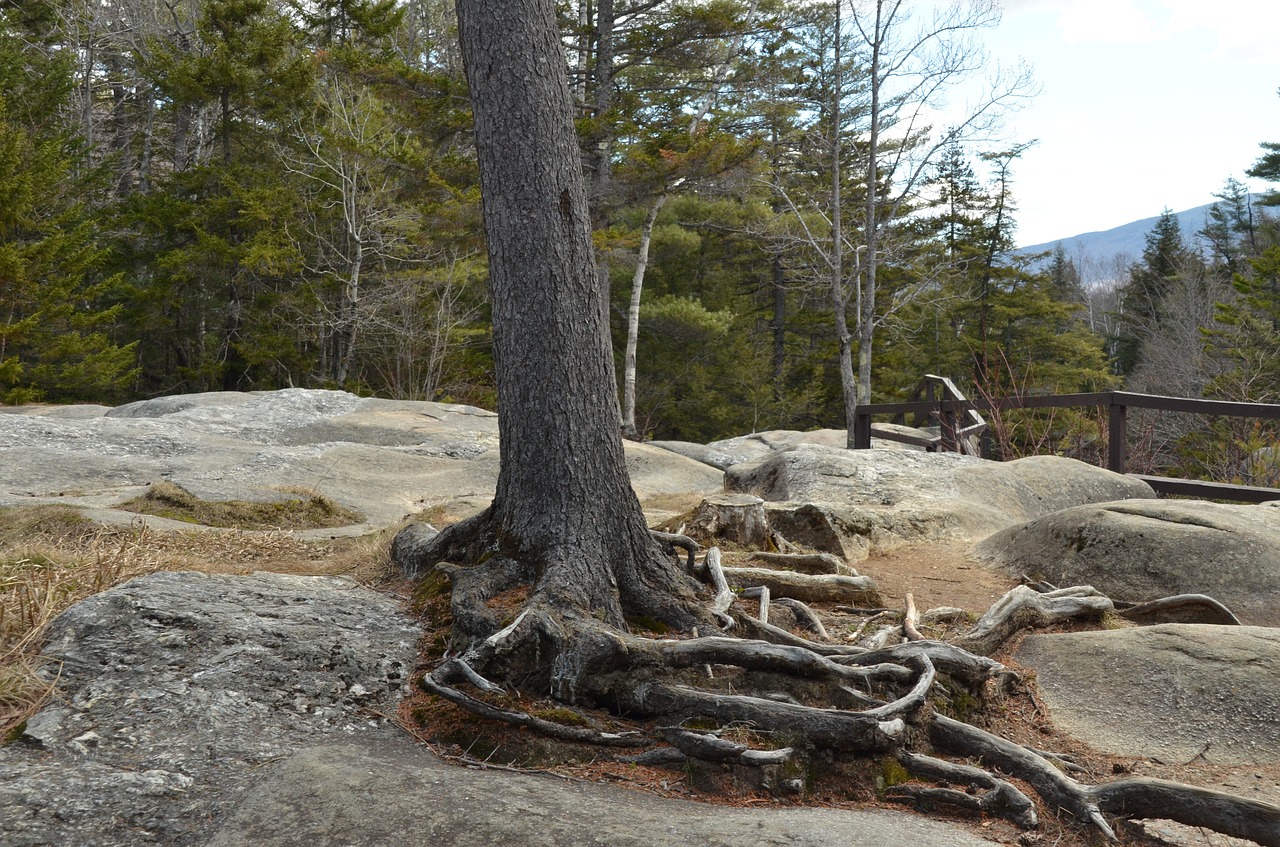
[853,386,1280,503]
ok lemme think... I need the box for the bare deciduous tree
[845,0,1035,443]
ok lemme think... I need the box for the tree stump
[686,494,776,548]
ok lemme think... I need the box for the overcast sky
[971,0,1280,247]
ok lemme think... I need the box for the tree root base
[401,523,1280,846]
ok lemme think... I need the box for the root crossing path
[403,517,1280,847]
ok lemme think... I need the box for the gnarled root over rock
[401,520,1280,846]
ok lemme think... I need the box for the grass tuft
[117,481,365,530]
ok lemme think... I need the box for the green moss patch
[118,481,364,531]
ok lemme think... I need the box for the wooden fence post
[1108,396,1127,474]
[853,409,872,449]
[939,404,958,452]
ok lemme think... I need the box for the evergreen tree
[1113,208,1187,374]
[1205,245,1280,403]
[1047,242,1083,302]
[1247,89,1280,206]
[115,0,315,392]
[0,11,136,403]
[1199,177,1257,273]
[884,142,1112,459]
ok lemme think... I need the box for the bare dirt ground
[853,540,1013,615]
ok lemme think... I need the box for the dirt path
[853,541,1013,614]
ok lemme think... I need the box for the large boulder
[650,425,925,471]
[1015,625,1280,768]
[0,389,722,531]
[725,447,1153,561]
[0,571,421,847]
[975,499,1280,626]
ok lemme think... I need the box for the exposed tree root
[933,714,1280,845]
[890,750,1039,829]
[661,728,794,766]
[771,597,829,639]
[402,522,1280,846]
[1018,578,1243,628]
[902,593,924,642]
[614,682,907,752]
[739,585,770,623]
[703,547,736,627]
[721,566,880,605]
[1115,593,1243,626]
[650,530,698,573]
[422,657,653,748]
[747,551,850,575]
[834,641,1005,688]
[952,585,1113,656]
[1092,777,1280,846]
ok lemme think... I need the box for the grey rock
[624,440,724,508]
[651,426,924,471]
[727,447,1152,560]
[105,391,260,419]
[207,740,1001,847]
[1016,625,1280,765]
[975,499,1280,626]
[0,389,721,533]
[0,571,421,847]
[1,403,112,419]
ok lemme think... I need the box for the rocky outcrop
[0,389,722,532]
[650,425,926,471]
[724,447,1153,561]
[975,499,1280,626]
[0,572,1003,847]
[204,740,1003,847]
[0,571,421,847]
[1015,625,1280,768]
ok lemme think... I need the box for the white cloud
[1160,2,1280,63]
[1053,0,1166,45]
[1009,0,1280,58]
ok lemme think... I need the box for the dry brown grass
[116,480,365,530]
[0,503,398,743]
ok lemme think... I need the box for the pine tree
[1113,208,1187,374]
[0,11,136,403]
[1047,242,1083,302]
[1199,177,1257,273]
[1247,89,1280,207]
[117,0,315,392]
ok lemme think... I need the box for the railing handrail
[854,388,1280,503]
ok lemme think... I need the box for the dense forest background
[2,0,1279,484]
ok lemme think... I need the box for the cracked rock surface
[723,447,1153,562]
[205,740,1003,847]
[977,499,1280,625]
[0,571,421,847]
[0,389,722,531]
[1016,625,1280,769]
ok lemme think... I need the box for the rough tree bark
[452,0,698,630]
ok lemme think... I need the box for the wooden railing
[854,389,1280,503]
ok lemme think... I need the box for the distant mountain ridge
[1015,203,1215,284]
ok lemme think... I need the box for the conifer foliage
[3,0,1269,470]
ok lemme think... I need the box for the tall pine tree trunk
[455,0,693,626]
